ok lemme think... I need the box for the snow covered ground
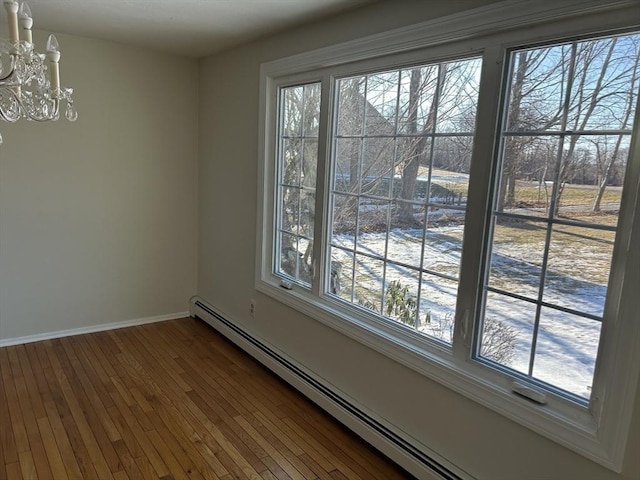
[332,224,607,399]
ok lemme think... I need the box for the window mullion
[311,74,334,298]
[452,45,505,361]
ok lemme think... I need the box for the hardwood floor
[0,318,413,479]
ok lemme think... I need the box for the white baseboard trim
[0,311,190,348]
[191,296,474,480]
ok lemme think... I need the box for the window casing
[256,0,640,472]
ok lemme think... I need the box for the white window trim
[255,0,640,471]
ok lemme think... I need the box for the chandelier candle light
[0,0,76,144]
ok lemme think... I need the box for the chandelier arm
[0,104,18,122]
[0,52,17,83]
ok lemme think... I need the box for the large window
[328,57,481,344]
[258,1,640,471]
[478,33,640,402]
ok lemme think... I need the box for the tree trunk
[592,43,638,212]
[498,52,529,211]
[398,66,439,225]
[592,138,621,212]
[554,39,617,216]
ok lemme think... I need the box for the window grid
[328,58,480,338]
[478,32,639,400]
[275,83,320,286]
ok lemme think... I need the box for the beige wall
[0,32,199,340]
[198,1,640,479]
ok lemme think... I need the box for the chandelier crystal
[0,0,76,144]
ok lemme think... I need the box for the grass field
[508,182,622,208]
[422,167,623,209]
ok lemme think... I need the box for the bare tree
[498,48,566,211]
[396,66,436,225]
[555,40,618,212]
[497,34,640,215]
[591,39,640,212]
[395,59,479,224]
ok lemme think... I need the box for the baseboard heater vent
[193,299,464,480]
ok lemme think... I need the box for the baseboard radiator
[192,297,468,480]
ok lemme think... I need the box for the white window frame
[255,0,640,471]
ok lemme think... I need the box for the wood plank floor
[0,317,414,480]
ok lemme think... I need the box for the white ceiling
[16,0,377,57]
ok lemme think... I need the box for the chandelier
[0,0,76,144]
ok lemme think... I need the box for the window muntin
[276,83,321,286]
[328,57,482,343]
[477,32,640,401]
